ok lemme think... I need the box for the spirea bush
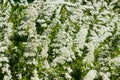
[0,0,120,80]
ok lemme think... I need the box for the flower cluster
[0,0,120,80]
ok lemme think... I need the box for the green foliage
[0,0,120,80]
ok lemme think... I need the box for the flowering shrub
[0,0,120,80]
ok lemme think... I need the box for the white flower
[23,52,29,57]
[2,64,12,80]
[65,73,72,80]
[0,56,9,62]
[41,47,48,58]
[4,75,12,80]
[41,23,47,27]
[33,58,38,66]
[17,74,22,80]
[67,67,73,73]
[31,69,39,80]
[43,60,50,68]
[83,70,97,80]
[19,0,28,6]
[100,72,110,80]
[0,46,7,52]
[74,27,88,50]
[83,41,95,66]
[52,56,65,67]
[110,55,120,66]
[26,6,38,21]
[37,19,45,24]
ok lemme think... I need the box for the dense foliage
[0,0,120,80]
